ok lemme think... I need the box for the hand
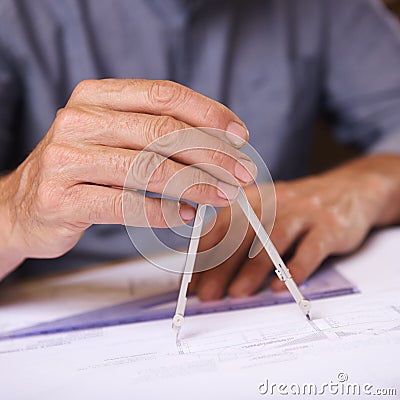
[190,154,400,300]
[0,79,256,278]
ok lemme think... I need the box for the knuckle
[132,151,167,189]
[148,80,188,110]
[111,192,124,222]
[144,197,163,225]
[158,115,182,136]
[147,116,182,144]
[304,195,322,210]
[189,166,207,187]
[150,157,170,189]
[107,152,131,183]
[122,190,159,226]
[41,143,71,170]
[36,181,63,213]
[310,194,321,207]
[324,208,344,227]
[53,107,83,133]
[70,79,97,100]
[189,168,213,197]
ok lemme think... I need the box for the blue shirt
[1,0,400,273]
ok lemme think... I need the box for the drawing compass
[172,187,311,339]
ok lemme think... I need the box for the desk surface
[0,227,399,400]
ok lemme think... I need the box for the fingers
[188,209,232,295]
[270,228,336,291]
[67,79,249,146]
[70,184,196,227]
[193,211,255,300]
[194,247,249,301]
[54,107,256,186]
[52,144,239,206]
[190,188,312,300]
[228,250,271,297]
[189,206,246,299]
[227,213,309,296]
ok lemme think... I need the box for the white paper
[0,291,399,400]
[0,228,399,400]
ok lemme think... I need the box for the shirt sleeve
[323,0,400,154]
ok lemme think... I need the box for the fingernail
[235,159,257,183]
[179,202,195,222]
[217,181,239,200]
[226,121,248,147]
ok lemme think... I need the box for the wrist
[330,154,400,226]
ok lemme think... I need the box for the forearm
[0,174,25,279]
